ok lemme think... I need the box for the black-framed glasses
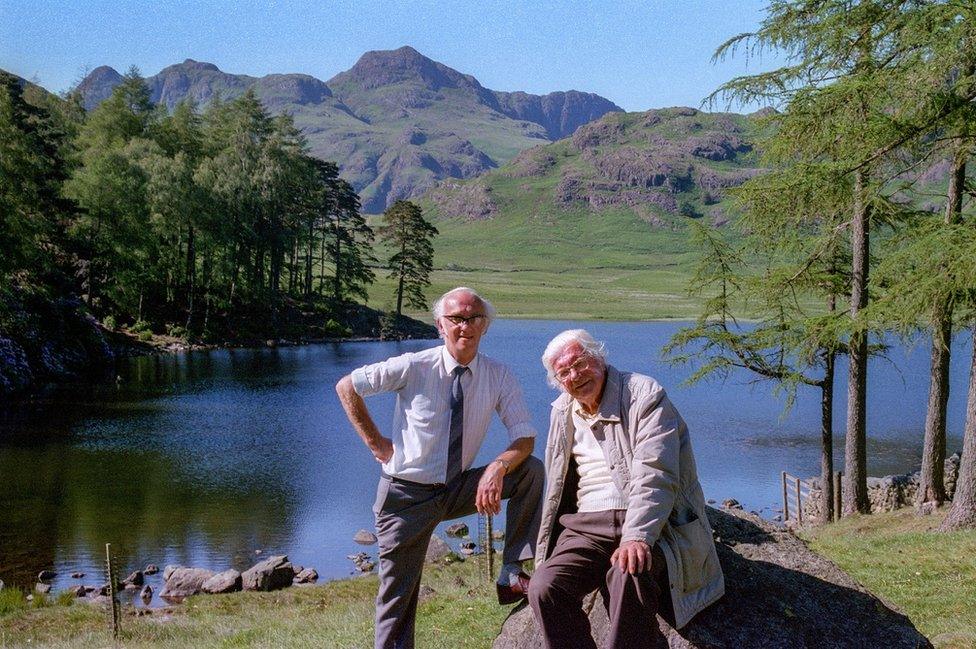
[443,314,486,327]
[554,356,592,382]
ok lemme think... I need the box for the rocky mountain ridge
[73,47,623,212]
[426,106,764,228]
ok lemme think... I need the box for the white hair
[431,286,497,325]
[541,329,607,389]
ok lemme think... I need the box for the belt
[381,472,446,489]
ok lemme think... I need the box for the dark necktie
[446,365,468,483]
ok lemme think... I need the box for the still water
[0,320,971,604]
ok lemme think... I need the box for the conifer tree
[378,200,438,318]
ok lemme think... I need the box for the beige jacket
[534,365,724,629]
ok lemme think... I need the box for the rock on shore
[493,507,931,649]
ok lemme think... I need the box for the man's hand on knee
[476,462,505,515]
[610,540,651,575]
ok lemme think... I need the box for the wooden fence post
[781,471,790,522]
[105,543,121,645]
[795,476,803,526]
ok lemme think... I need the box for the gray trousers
[373,455,545,649]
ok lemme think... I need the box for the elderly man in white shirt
[336,287,544,649]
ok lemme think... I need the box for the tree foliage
[2,71,376,342]
[378,200,438,318]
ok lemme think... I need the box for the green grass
[0,559,511,649]
[802,508,976,649]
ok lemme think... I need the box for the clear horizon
[1,0,784,113]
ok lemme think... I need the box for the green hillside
[368,108,765,320]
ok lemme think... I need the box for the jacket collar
[551,364,622,423]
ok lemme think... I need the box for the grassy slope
[802,508,976,649]
[366,110,760,320]
[4,512,974,647]
[0,559,509,649]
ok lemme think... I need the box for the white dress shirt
[351,345,536,484]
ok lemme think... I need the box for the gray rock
[122,570,144,586]
[140,584,153,604]
[721,498,742,510]
[67,585,86,598]
[202,569,242,594]
[493,508,931,649]
[354,529,378,545]
[159,567,216,601]
[144,564,160,575]
[35,583,51,594]
[294,568,319,584]
[37,570,56,581]
[0,579,4,591]
[71,572,84,579]
[445,522,469,538]
[242,555,293,591]
[162,564,182,581]
[425,534,452,563]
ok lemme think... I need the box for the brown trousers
[528,510,672,649]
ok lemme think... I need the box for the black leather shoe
[496,571,531,605]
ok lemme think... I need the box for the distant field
[367,265,703,321]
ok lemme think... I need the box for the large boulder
[242,555,294,591]
[159,567,215,601]
[202,569,242,594]
[493,508,931,649]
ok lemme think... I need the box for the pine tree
[378,200,438,318]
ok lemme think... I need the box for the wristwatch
[493,458,511,473]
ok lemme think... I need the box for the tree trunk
[185,225,196,333]
[821,353,835,524]
[918,311,952,508]
[844,169,870,515]
[305,220,314,300]
[939,325,976,531]
[918,146,967,509]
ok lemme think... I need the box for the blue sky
[1,1,782,112]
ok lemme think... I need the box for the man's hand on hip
[369,436,394,463]
[611,540,651,574]
[476,461,505,515]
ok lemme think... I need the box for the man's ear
[435,317,445,337]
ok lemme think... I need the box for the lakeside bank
[2,508,971,648]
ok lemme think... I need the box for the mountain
[73,47,623,212]
[403,107,767,319]
[425,106,762,230]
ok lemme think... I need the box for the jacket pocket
[671,517,712,593]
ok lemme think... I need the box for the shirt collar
[441,345,479,375]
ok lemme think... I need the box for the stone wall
[803,453,961,522]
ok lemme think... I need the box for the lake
[0,319,970,605]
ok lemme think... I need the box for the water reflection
[0,321,971,603]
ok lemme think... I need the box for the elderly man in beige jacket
[528,329,724,649]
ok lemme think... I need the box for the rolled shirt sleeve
[496,365,536,442]
[351,353,411,397]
